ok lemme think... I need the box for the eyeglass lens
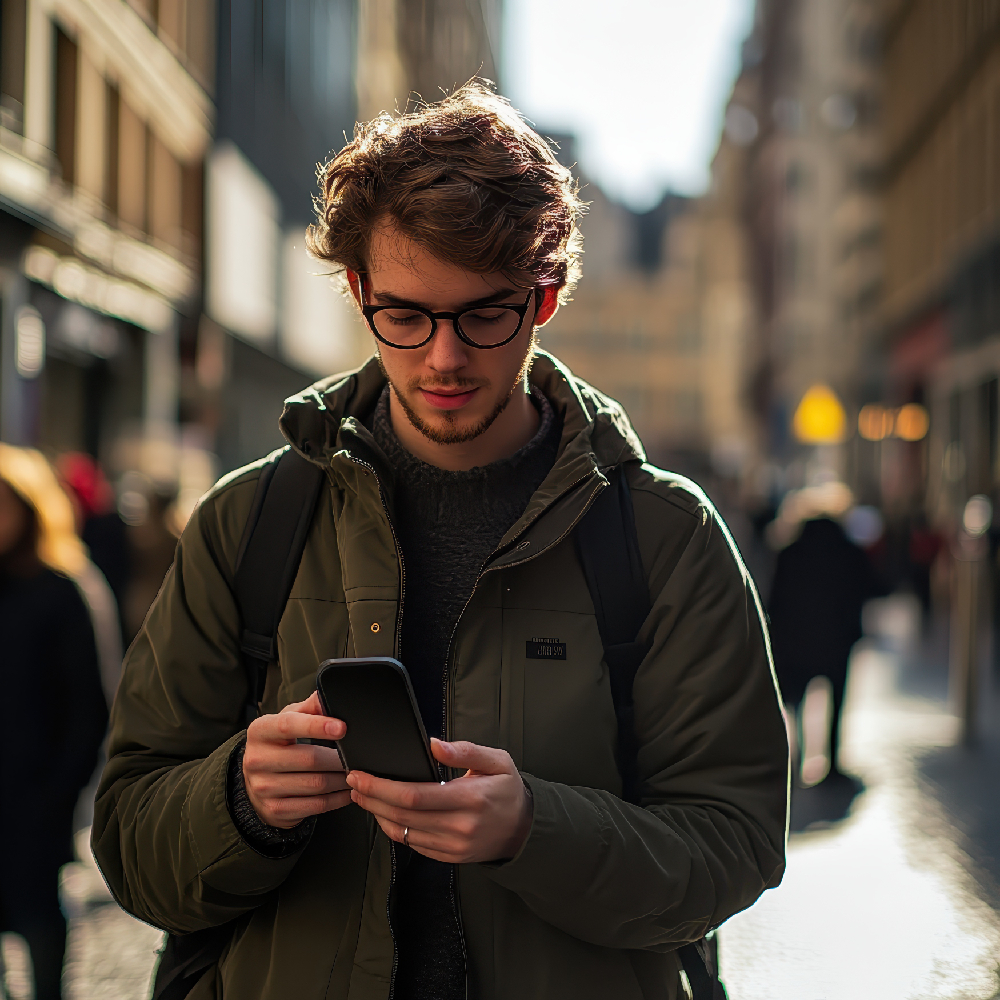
[371,306,522,347]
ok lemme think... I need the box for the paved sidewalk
[722,596,1000,1000]
[0,831,161,1000]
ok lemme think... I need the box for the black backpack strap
[152,448,326,1000]
[575,464,651,805]
[234,447,325,724]
[575,464,727,1000]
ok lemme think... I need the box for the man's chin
[395,388,510,447]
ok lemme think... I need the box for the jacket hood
[278,350,645,474]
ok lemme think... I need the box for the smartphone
[315,657,439,783]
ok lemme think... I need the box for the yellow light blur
[858,404,893,441]
[793,384,847,444]
[894,403,929,442]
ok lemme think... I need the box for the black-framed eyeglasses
[360,278,536,350]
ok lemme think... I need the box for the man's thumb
[282,690,325,716]
[431,739,509,774]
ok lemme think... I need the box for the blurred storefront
[2,0,506,510]
[880,0,1000,532]
[0,0,210,492]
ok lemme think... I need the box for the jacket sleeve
[483,481,789,951]
[91,470,310,934]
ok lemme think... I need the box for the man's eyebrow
[369,287,523,310]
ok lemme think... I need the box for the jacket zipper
[387,838,399,1000]
[437,474,605,997]
[347,454,405,999]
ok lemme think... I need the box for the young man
[93,83,788,1000]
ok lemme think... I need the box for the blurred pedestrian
[57,452,131,654]
[0,445,110,1000]
[769,487,883,784]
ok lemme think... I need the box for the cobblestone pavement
[722,596,1000,1000]
[1,832,161,1000]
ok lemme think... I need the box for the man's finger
[346,771,456,809]
[372,816,465,862]
[266,789,352,826]
[251,770,349,798]
[349,790,453,831]
[430,739,512,775]
[251,710,344,743]
[249,744,344,773]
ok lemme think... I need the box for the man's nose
[424,319,469,372]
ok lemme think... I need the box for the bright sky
[502,0,755,210]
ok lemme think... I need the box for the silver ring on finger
[403,826,409,848]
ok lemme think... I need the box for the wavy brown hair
[306,80,585,303]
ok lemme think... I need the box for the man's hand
[243,691,350,829]
[346,739,533,863]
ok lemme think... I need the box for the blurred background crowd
[1,0,1000,997]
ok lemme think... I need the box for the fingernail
[345,773,356,787]
[350,790,359,803]
[325,720,341,737]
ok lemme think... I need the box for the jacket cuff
[478,773,566,877]
[226,737,316,859]
[181,732,311,897]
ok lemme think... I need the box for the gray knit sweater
[372,385,560,1000]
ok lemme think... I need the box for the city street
[724,596,1000,1000]
[2,598,998,1000]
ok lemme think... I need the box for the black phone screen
[316,657,439,783]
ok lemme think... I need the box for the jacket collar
[278,350,646,560]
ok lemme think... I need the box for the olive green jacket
[93,352,788,1000]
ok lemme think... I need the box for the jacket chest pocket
[500,607,621,794]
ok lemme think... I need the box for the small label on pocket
[526,637,567,660]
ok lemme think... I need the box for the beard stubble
[378,335,536,446]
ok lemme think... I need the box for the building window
[54,26,78,184]
[105,83,120,214]
[117,100,147,233]
[1,0,27,133]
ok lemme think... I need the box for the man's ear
[346,269,363,308]
[534,286,560,328]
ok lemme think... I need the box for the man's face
[356,225,543,446]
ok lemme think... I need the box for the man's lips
[418,386,480,410]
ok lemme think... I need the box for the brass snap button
[370,622,380,633]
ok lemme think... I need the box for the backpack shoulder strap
[233,447,325,725]
[575,464,727,1000]
[574,463,650,805]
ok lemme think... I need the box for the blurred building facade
[879,0,1000,532]
[735,0,882,494]
[356,0,501,120]
[1,0,507,496]
[200,0,367,477]
[0,0,211,485]
[540,135,758,483]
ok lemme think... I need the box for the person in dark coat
[769,513,882,783]
[0,445,108,1000]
